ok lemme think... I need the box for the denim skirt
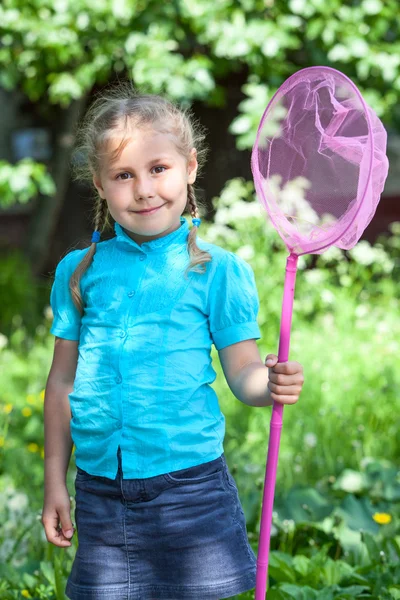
[65,447,257,600]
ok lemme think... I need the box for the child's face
[92,126,198,245]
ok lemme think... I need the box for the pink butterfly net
[250,66,389,599]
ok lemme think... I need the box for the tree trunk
[25,95,88,276]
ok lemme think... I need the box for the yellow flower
[21,590,31,598]
[4,403,13,414]
[27,443,39,453]
[40,448,45,459]
[40,389,45,402]
[372,512,392,525]
[0,437,5,447]
[22,407,32,417]
[26,394,36,405]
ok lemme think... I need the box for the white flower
[304,432,317,447]
[206,224,239,244]
[321,289,335,304]
[349,241,393,270]
[44,305,53,320]
[297,256,307,270]
[355,304,369,318]
[7,492,28,512]
[304,270,325,285]
[0,333,8,350]
[236,245,255,261]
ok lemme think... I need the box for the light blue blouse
[50,216,261,478]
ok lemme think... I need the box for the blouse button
[128,291,135,297]
[119,331,127,338]
[115,376,122,384]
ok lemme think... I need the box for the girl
[42,82,304,600]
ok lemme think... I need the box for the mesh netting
[251,66,389,255]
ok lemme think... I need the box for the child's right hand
[41,483,76,547]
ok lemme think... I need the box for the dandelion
[22,407,32,417]
[21,590,31,598]
[4,403,13,414]
[372,512,392,525]
[0,437,5,447]
[40,448,45,459]
[40,390,45,402]
[27,443,39,453]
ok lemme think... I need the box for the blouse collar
[113,216,189,253]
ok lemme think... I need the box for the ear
[92,174,106,199]
[187,148,198,185]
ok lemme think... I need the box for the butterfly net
[251,67,389,256]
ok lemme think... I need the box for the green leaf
[293,554,310,577]
[40,561,55,587]
[361,530,381,563]
[269,551,297,583]
[279,486,334,522]
[321,558,354,585]
[279,583,320,599]
[337,495,380,534]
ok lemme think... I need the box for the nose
[134,175,156,200]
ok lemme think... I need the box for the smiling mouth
[132,204,165,214]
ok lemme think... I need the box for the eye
[116,172,131,180]
[152,165,166,174]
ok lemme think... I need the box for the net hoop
[251,66,375,256]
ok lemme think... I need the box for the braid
[185,183,212,278]
[187,184,199,220]
[93,196,110,237]
[69,196,111,315]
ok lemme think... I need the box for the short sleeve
[49,250,83,341]
[208,252,261,351]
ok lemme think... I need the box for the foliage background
[0,0,399,598]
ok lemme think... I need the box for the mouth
[132,204,165,215]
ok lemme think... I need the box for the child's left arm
[219,340,304,407]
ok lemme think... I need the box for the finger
[268,382,302,396]
[43,512,74,547]
[54,525,74,547]
[269,392,299,405]
[60,511,75,540]
[265,354,278,367]
[270,361,303,375]
[268,371,304,386]
[42,518,72,547]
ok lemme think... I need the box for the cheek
[106,182,132,201]
[160,172,187,196]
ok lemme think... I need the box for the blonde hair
[68,81,212,315]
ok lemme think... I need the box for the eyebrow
[108,156,172,173]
